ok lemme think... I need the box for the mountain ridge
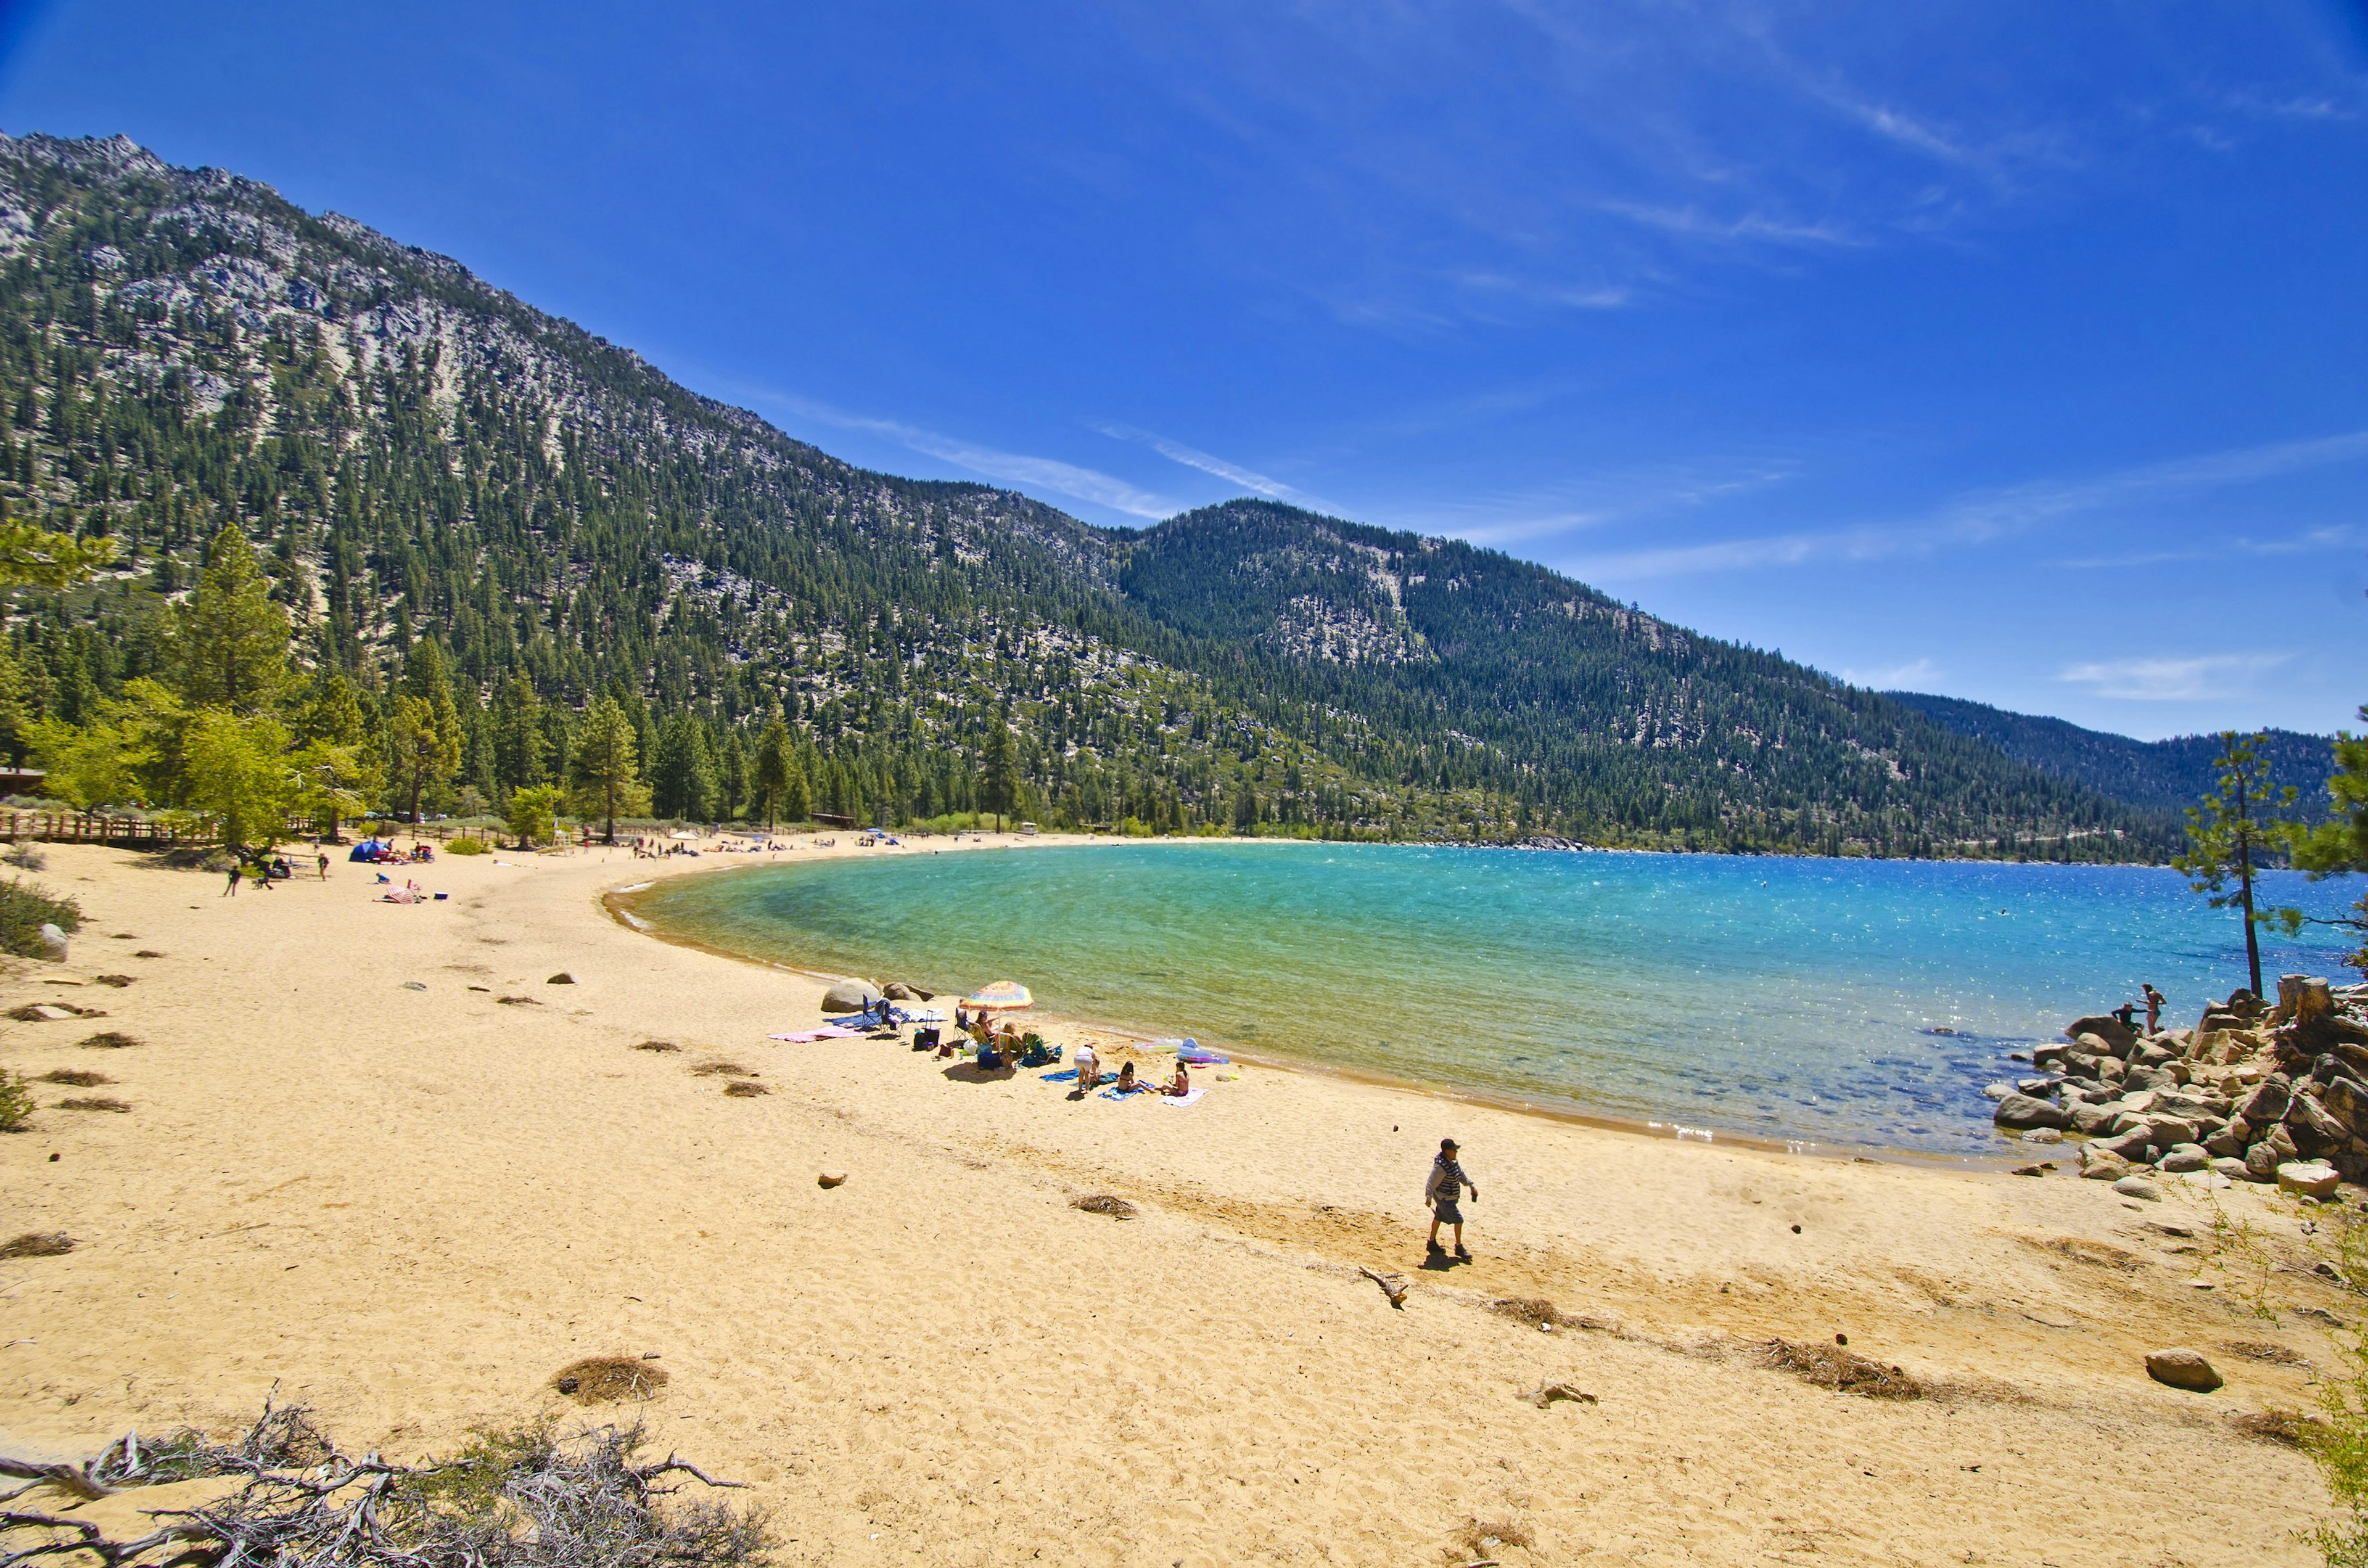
[0,130,2243,858]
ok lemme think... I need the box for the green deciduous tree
[2173,731,2295,999]
[506,782,565,850]
[185,710,295,852]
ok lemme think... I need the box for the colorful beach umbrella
[965,980,1034,1011]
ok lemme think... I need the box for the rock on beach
[2145,1349,2224,1392]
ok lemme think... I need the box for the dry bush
[1488,1297,1566,1329]
[0,1069,28,1132]
[0,1231,72,1258]
[1761,1338,1924,1400]
[38,1068,110,1086]
[689,1062,752,1078]
[78,1030,140,1049]
[91,974,134,987]
[722,1081,770,1098]
[634,1040,682,1053]
[2233,1408,2328,1448]
[553,1357,671,1403]
[2224,1340,2313,1366]
[133,949,164,958]
[58,1096,130,1113]
[1071,1194,1137,1218]
[498,995,543,1006]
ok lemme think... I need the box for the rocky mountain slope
[0,131,2202,855]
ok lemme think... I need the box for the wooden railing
[1,811,188,847]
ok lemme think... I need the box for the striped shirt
[1428,1157,1471,1202]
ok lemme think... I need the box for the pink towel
[770,1025,861,1043]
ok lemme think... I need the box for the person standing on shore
[1425,1138,1476,1260]
[2143,983,2165,1034]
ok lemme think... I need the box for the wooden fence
[2,811,190,847]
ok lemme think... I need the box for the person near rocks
[1425,1138,1476,1260]
[2143,984,2165,1033]
[2111,1000,2139,1033]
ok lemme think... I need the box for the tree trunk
[2239,837,2263,998]
[408,765,424,825]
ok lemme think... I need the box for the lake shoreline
[607,846,2026,1170]
[0,838,2333,1564]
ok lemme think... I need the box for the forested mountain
[1889,691,2337,820]
[0,131,2194,858]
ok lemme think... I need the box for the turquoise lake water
[630,843,2359,1157]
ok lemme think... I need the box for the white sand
[0,837,2342,1565]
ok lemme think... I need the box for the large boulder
[1992,1093,2069,1133]
[2144,1115,2202,1149]
[2080,1146,2131,1180]
[2092,1128,2156,1164]
[2244,1143,2281,1181]
[2285,1094,2351,1160]
[2276,974,2333,1026]
[2122,1065,2176,1093]
[2322,1075,2368,1136]
[2205,1126,2247,1157]
[820,978,884,1014]
[2069,1016,2137,1053]
[2069,1102,2122,1136]
[2278,1161,2341,1200]
[2145,1349,2224,1392]
[2159,1144,2211,1174]
[2113,1175,2164,1202]
[2031,1043,2071,1070]
[2237,1077,2293,1127]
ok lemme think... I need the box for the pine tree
[2174,732,2296,999]
[173,525,289,716]
[753,713,791,831]
[982,705,1018,832]
[570,696,642,844]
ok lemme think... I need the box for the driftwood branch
[0,1403,768,1568]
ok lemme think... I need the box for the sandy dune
[0,837,2343,1565]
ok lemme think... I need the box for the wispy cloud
[2055,523,2357,570]
[1598,200,1862,248]
[1093,423,1340,514]
[747,395,1178,519]
[1568,428,2368,581]
[1841,655,1942,690]
[1449,271,1635,311]
[2056,653,2292,702]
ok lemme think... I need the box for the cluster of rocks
[1991,974,2368,1197]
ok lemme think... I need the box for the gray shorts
[1433,1198,1463,1226]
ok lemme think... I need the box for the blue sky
[2,1,2363,739]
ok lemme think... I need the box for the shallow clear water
[630,843,2359,1157]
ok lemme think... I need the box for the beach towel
[1157,1089,1207,1109]
[1099,1083,1155,1100]
[770,1025,861,1042]
[1040,1068,1079,1082]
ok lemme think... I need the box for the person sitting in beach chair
[1017,1035,1061,1069]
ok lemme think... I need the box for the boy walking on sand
[1425,1138,1476,1260]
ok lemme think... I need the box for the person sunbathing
[1113,1060,1141,1093]
[1161,1061,1193,1098]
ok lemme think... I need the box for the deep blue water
[631,843,2359,1157]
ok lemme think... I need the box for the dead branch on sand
[0,1394,768,1567]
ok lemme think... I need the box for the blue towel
[1100,1084,1154,1100]
[1040,1068,1079,1082]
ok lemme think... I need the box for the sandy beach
[0,835,2344,1565]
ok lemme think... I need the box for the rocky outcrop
[1996,985,2368,1196]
